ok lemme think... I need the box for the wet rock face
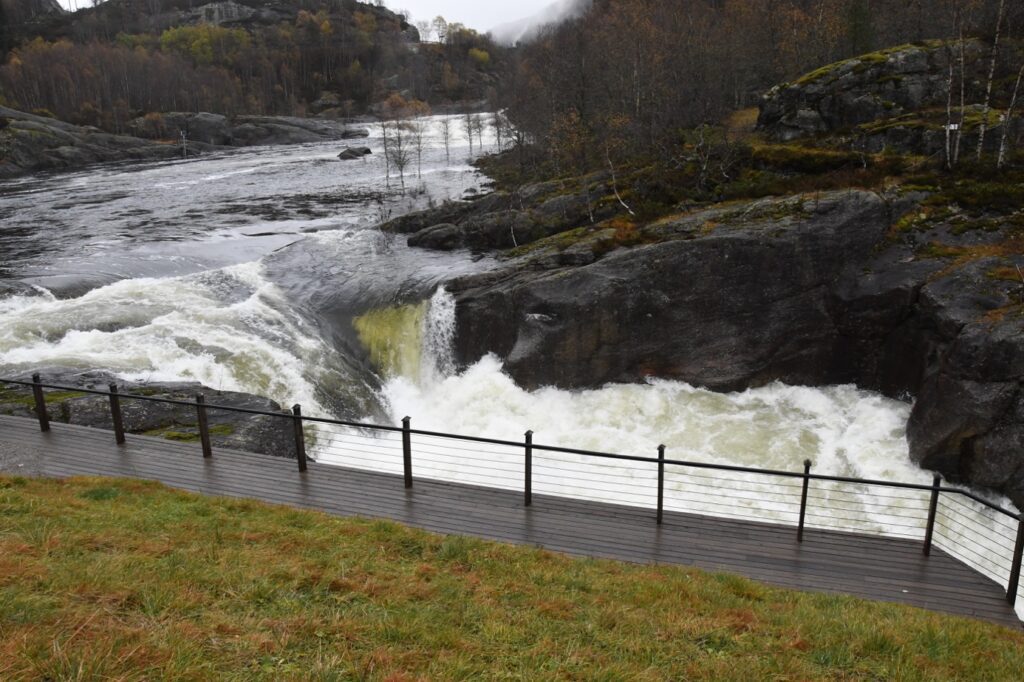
[428,188,1024,507]
[0,104,370,178]
[129,112,364,147]
[383,174,619,253]
[449,190,890,392]
[758,43,983,141]
[0,106,184,179]
[192,1,255,26]
[338,146,372,160]
[0,369,297,460]
[757,40,1024,155]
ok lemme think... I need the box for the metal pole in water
[657,444,665,525]
[293,405,307,473]
[798,459,812,543]
[923,474,942,557]
[1007,518,1024,606]
[402,417,413,489]
[108,384,126,445]
[524,430,533,507]
[31,374,50,433]
[196,394,212,459]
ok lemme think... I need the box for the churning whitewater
[0,116,1018,615]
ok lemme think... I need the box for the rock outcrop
[758,40,1024,155]
[0,369,298,459]
[0,106,371,178]
[128,112,369,147]
[0,0,63,23]
[0,106,185,179]
[383,172,620,252]
[398,183,1024,507]
[449,191,891,392]
[338,147,372,160]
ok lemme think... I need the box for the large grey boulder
[0,106,184,178]
[757,40,1024,154]
[158,112,234,145]
[338,146,372,160]
[449,191,889,391]
[430,187,1024,508]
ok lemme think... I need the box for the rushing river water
[1,116,1020,613]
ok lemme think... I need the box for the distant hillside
[0,0,502,131]
[497,0,1022,175]
[0,0,64,24]
[0,0,65,53]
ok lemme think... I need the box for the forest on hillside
[498,0,1024,174]
[0,0,503,131]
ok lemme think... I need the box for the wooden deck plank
[1,415,1019,628]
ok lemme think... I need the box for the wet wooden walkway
[1,415,1019,628]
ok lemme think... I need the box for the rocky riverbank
[0,370,297,459]
[387,170,1024,507]
[0,106,369,178]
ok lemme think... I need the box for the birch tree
[976,0,1007,161]
[998,63,1024,168]
[439,116,452,163]
[463,111,474,155]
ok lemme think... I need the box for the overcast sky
[54,1,554,33]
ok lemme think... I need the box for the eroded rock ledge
[393,186,1024,507]
[0,106,368,178]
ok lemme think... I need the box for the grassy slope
[1,476,1022,680]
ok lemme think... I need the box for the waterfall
[352,286,458,387]
[422,287,457,383]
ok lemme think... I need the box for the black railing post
[402,416,413,489]
[1007,518,1024,606]
[31,373,50,433]
[108,383,126,445]
[196,394,212,459]
[798,459,812,542]
[292,404,308,473]
[923,474,942,557]
[524,430,533,507]
[656,444,665,525]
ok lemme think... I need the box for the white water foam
[310,288,1024,614]
[0,262,331,414]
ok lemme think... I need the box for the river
[0,116,1019,611]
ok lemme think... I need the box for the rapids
[1,115,1020,613]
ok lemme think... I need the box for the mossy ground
[141,423,235,443]
[0,388,87,411]
[1,475,1023,680]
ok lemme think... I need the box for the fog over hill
[490,0,588,45]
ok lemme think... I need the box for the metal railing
[4,373,1023,608]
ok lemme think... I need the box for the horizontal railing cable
[3,376,1018,519]
[8,373,1024,611]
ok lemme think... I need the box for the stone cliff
[388,169,1024,507]
[758,40,1024,156]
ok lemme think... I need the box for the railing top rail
[4,376,1019,520]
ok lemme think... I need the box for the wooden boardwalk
[1,414,1019,628]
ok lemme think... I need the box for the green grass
[0,389,87,410]
[1,477,1022,679]
[142,424,235,442]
